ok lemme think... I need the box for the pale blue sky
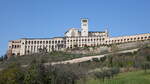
[0,0,150,56]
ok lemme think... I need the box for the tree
[142,62,150,73]
[0,63,24,84]
[23,58,48,84]
[94,71,105,81]
[0,56,3,61]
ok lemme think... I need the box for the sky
[0,0,150,56]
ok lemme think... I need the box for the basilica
[7,18,150,57]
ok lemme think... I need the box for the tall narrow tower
[81,18,88,36]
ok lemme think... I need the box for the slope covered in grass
[79,70,150,84]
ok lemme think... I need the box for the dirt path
[44,48,138,65]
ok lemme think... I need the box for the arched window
[43,41,45,44]
[25,41,27,44]
[58,40,60,43]
[46,41,48,44]
[40,41,42,44]
[55,41,57,44]
[52,41,54,44]
[31,41,33,44]
[28,41,30,44]
[37,41,39,44]
[141,37,143,39]
[34,41,36,44]
[134,38,136,40]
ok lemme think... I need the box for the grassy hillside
[0,43,149,84]
[78,70,150,84]
[0,52,86,69]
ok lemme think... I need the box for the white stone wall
[65,36,106,49]
[23,37,65,54]
[105,33,150,44]
[8,40,22,56]
[65,28,80,37]
[8,37,65,56]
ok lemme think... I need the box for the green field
[78,70,150,84]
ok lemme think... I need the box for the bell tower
[81,18,88,36]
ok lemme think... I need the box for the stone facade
[7,18,150,57]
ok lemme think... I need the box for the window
[43,41,45,44]
[17,45,20,48]
[34,41,36,44]
[28,41,30,44]
[40,41,42,44]
[141,37,143,39]
[83,24,87,26]
[52,41,54,44]
[134,38,136,40]
[37,41,39,44]
[31,41,33,44]
[82,20,87,22]
[55,41,57,44]
[25,41,27,44]
[46,41,48,44]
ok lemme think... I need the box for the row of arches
[25,40,64,45]
[106,35,150,44]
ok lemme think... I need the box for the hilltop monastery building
[7,18,150,56]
